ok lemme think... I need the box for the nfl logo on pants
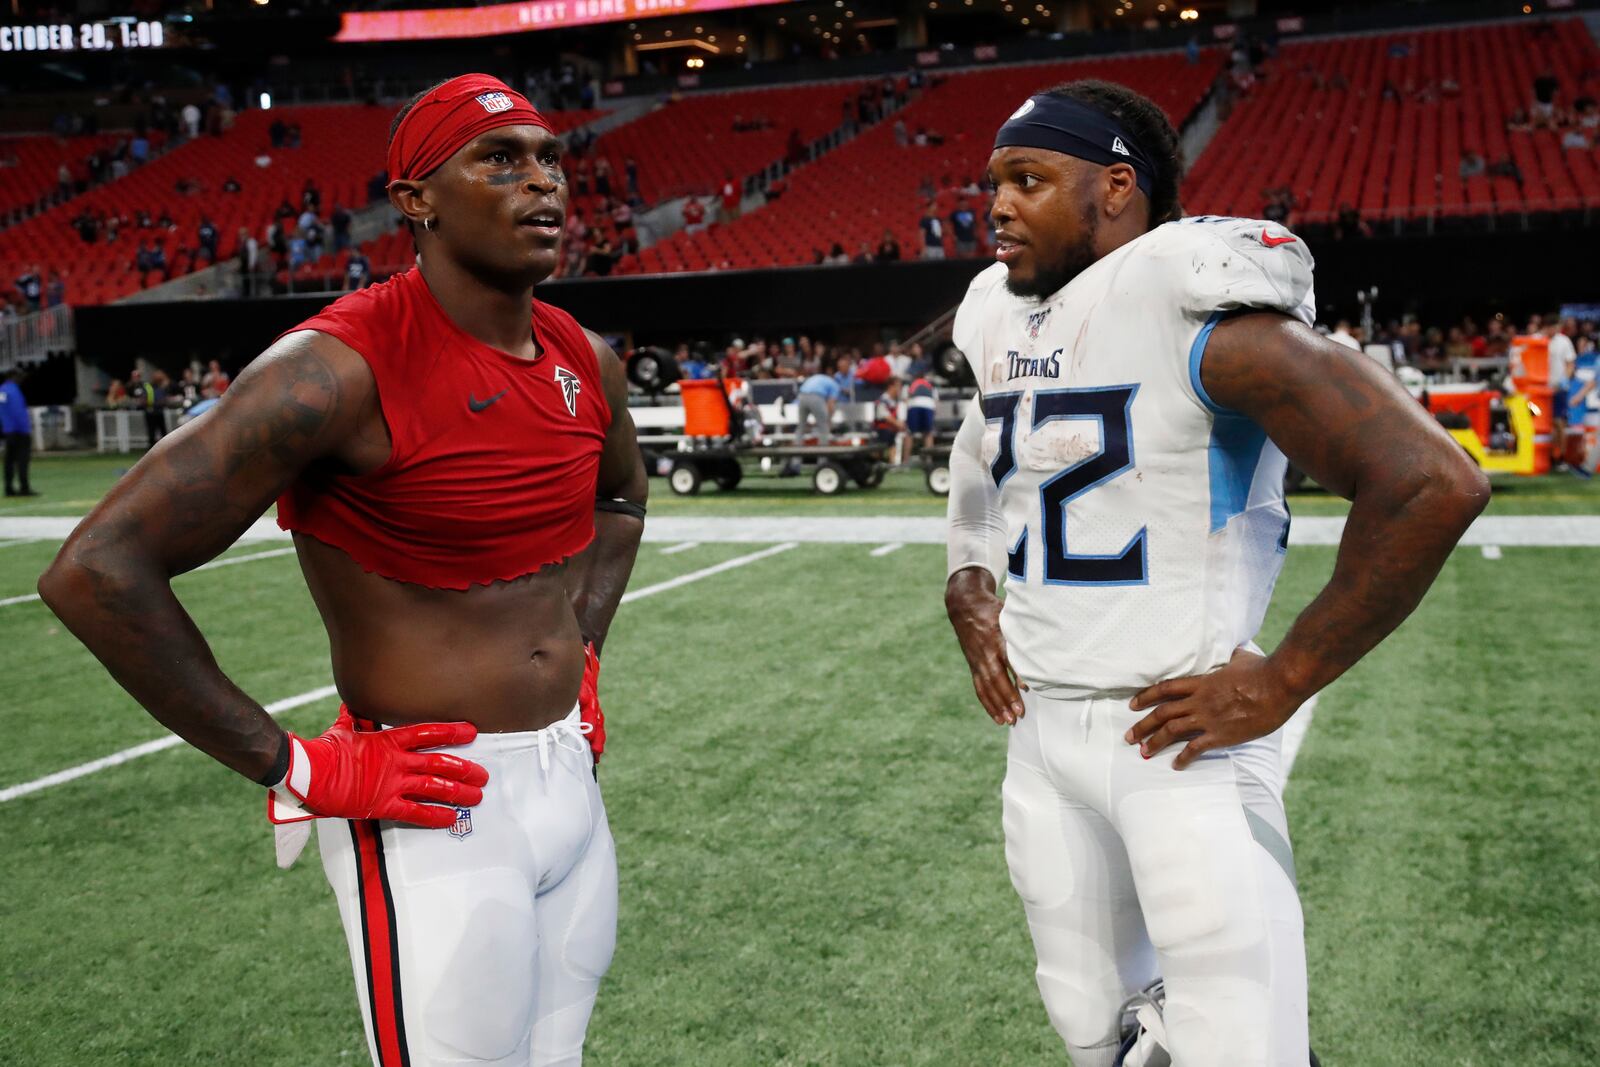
[449,807,473,839]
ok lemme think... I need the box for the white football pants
[1003,688,1308,1067]
[318,708,617,1067]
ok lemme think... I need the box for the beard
[1004,201,1100,301]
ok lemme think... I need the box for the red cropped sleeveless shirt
[275,268,611,589]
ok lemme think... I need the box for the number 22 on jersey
[981,385,1147,586]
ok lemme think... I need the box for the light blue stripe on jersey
[1190,309,1269,532]
[1207,414,1269,533]
[1188,309,1233,416]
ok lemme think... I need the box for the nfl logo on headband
[476,92,514,114]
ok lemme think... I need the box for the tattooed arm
[563,331,647,654]
[37,332,378,781]
[1127,313,1490,767]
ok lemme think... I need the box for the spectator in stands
[595,157,613,199]
[128,369,165,444]
[105,378,128,408]
[853,241,875,264]
[586,233,618,277]
[299,207,325,260]
[56,162,72,200]
[286,123,302,149]
[1333,203,1371,241]
[873,377,908,463]
[894,119,909,148]
[823,243,850,266]
[1,368,34,497]
[682,197,707,234]
[1576,97,1599,133]
[574,156,592,197]
[625,157,640,200]
[566,209,589,247]
[1445,326,1474,364]
[919,203,945,260]
[719,175,741,222]
[950,198,979,257]
[611,199,634,231]
[1507,108,1533,133]
[44,272,65,309]
[1531,69,1560,130]
[136,242,158,288]
[182,102,202,139]
[331,204,352,253]
[344,250,372,291]
[173,368,201,410]
[765,173,788,202]
[289,231,312,272]
[1459,150,1486,179]
[795,369,841,445]
[787,128,806,166]
[14,267,42,312]
[776,338,803,377]
[1561,126,1591,150]
[1262,186,1295,226]
[105,214,122,243]
[236,228,261,297]
[1328,320,1361,351]
[197,217,219,264]
[222,174,242,194]
[269,117,288,148]
[201,360,230,399]
[130,133,150,166]
[1487,154,1524,186]
[876,230,902,262]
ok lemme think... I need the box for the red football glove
[579,642,605,763]
[275,708,489,829]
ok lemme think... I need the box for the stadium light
[1179,7,1199,18]
[258,91,272,109]
[1021,15,1029,22]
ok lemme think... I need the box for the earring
[423,217,436,232]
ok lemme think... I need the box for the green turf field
[2,454,1597,1065]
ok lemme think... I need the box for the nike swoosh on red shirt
[1260,230,1298,248]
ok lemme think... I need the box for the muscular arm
[944,397,1026,726]
[1208,313,1490,698]
[563,331,647,654]
[36,332,376,781]
[1129,313,1490,765]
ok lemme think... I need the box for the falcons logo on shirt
[554,366,580,417]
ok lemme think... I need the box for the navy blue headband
[994,94,1155,197]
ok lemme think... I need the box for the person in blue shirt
[2,368,36,497]
[796,371,841,445]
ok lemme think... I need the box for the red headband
[386,74,552,183]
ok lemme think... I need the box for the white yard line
[1481,544,1503,560]
[0,686,340,804]
[0,541,799,804]
[659,541,700,555]
[619,542,796,604]
[0,538,42,549]
[870,542,904,557]
[1281,692,1320,781]
[0,547,298,609]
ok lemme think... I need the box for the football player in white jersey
[944,80,1489,1066]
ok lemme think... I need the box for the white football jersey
[951,216,1316,694]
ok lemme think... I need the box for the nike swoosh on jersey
[1260,230,1298,248]
[468,389,508,412]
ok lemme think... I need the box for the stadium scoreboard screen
[336,0,793,41]
[0,19,167,52]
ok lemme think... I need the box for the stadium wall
[73,227,1595,375]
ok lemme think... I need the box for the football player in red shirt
[40,75,646,1066]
